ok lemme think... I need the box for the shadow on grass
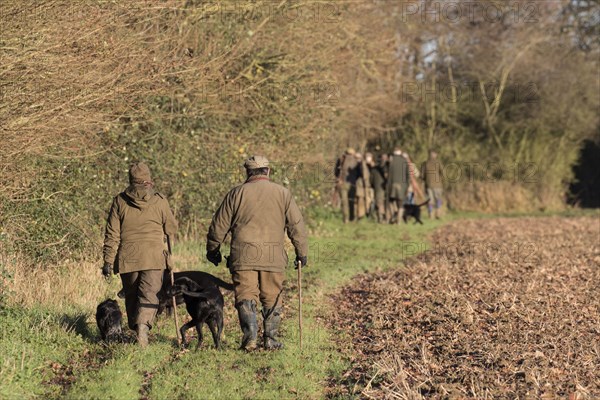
[152,331,234,351]
[60,312,97,342]
[152,332,183,348]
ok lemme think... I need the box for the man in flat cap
[386,147,409,224]
[334,148,359,223]
[102,162,178,347]
[206,155,308,351]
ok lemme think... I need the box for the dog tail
[211,277,235,291]
[181,289,211,300]
[417,198,430,207]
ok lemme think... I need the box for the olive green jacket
[370,165,386,197]
[335,155,359,186]
[421,159,444,189]
[207,176,308,272]
[386,155,409,199]
[103,185,178,274]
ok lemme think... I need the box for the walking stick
[410,171,426,202]
[167,236,181,346]
[170,270,181,346]
[297,260,303,350]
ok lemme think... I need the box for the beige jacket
[207,176,308,272]
[103,184,178,273]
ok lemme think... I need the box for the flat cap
[243,155,270,169]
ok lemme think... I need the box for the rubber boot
[262,307,284,350]
[236,300,258,351]
[137,324,149,348]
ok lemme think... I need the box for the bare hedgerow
[0,0,406,262]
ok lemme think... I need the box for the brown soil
[330,216,600,399]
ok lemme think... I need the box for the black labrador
[114,270,232,315]
[158,270,233,316]
[402,199,430,225]
[166,277,224,349]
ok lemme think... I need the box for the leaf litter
[329,216,600,399]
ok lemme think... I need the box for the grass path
[0,211,465,399]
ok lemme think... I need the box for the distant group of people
[334,147,444,224]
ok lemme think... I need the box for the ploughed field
[331,216,600,399]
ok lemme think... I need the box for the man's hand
[294,255,307,269]
[206,249,222,266]
[102,262,113,279]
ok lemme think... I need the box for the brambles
[332,216,600,398]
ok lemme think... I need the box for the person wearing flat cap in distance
[334,148,359,223]
[102,162,178,347]
[206,155,308,351]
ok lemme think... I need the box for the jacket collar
[245,175,270,183]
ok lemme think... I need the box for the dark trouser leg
[258,271,285,350]
[121,272,140,331]
[136,269,163,329]
[339,185,350,223]
[348,185,356,222]
[232,270,260,350]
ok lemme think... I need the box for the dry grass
[0,240,220,310]
[331,216,600,399]
[3,256,113,310]
[446,180,562,213]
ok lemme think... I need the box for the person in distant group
[102,162,178,347]
[370,153,388,223]
[386,147,409,224]
[364,152,376,217]
[334,148,359,223]
[421,149,444,219]
[354,152,372,220]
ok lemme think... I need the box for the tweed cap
[129,162,152,184]
[345,147,356,155]
[243,155,270,169]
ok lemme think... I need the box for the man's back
[422,158,443,189]
[388,155,409,186]
[207,176,307,272]
[338,156,359,185]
